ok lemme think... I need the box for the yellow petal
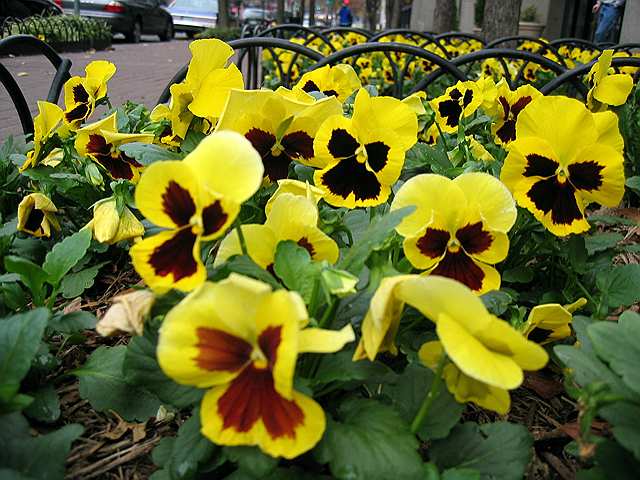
[183,131,263,204]
[130,227,205,293]
[215,224,278,269]
[189,64,244,121]
[298,324,355,353]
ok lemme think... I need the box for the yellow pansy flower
[63,60,116,128]
[21,101,64,171]
[397,275,548,391]
[313,88,418,208]
[587,49,634,112]
[391,172,516,293]
[151,39,243,142]
[430,81,482,133]
[522,298,587,344]
[294,64,362,102]
[419,340,510,414]
[353,274,418,361]
[75,113,154,183]
[86,197,144,244]
[215,193,339,271]
[17,193,60,238]
[157,274,354,458]
[467,136,495,163]
[264,179,325,215]
[216,88,341,182]
[490,82,542,145]
[130,131,263,292]
[500,96,625,237]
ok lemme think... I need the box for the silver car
[167,0,217,37]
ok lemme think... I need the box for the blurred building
[409,0,639,42]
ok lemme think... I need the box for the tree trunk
[366,0,379,30]
[390,0,401,28]
[309,0,315,25]
[482,0,522,42]
[218,0,229,27]
[433,0,455,33]
[300,0,305,25]
[277,0,285,23]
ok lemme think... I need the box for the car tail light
[103,1,126,13]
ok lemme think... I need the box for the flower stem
[235,220,248,256]
[411,354,447,434]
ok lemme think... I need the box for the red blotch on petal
[431,250,485,291]
[456,222,493,255]
[416,228,450,258]
[195,327,252,371]
[149,228,199,281]
[217,364,304,439]
[258,325,282,369]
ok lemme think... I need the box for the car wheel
[187,31,196,39]
[160,20,173,41]
[126,20,142,43]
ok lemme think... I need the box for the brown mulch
[44,213,640,479]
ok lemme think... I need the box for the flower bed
[1,37,640,479]
[0,14,111,53]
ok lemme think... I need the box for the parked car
[57,0,174,43]
[1,0,62,20]
[167,0,217,38]
[241,7,271,25]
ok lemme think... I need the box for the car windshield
[171,0,217,12]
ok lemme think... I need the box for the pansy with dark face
[501,96,625,237]
[490,83,541,145]
[17,193,60,238]
[216,89,342,183]
[429,81,482,133]
[63,60,116,129]
[391,172,517,293]
[130,131,264,292]
[157,274,354,458]
[294,64,361,102]
[313,88,418,208]
[75,113,154,183]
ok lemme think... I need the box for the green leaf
[430,422,532,480]
[119,142,183,165]
[501,267,533,284]
[0,308,49,405]
[23,385,60,423]
[553,345,635,400]
[73,346,161,421]
[181,130,206,154]
[274,241,323,303]
[48,311,97,334]
[386,363,463,441]
[596,265,640,309]
[124,328,202,409]
[224,446,278,478]
[152,412,216,480]
[442,469,482,480]
[588,311,640,395]
[625,176,640,196]
[338,206,414,275]
[480,290,513,316]
[599,402,640,461]
[585,233,624,255]
[3,256,48,304]
[577,439,640,480]
[0,412,83,480]
[212,255,281,290]
[42,229,92,286]
[313,350,394,385]
[60,261,108,299]
[315,398,423,480]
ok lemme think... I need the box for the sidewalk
[0,37,192,140]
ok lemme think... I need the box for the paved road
[0,36,192,141]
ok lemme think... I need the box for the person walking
[593,0,626,44]
[338,0,353,27]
